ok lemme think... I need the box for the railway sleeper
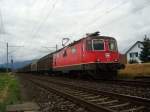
[109,102,130,108]
[75,93,94,97]
[84,95,101,100]
[28,76,150,112]
[120,106,145,112]
[88,97,108,102]
[97,100,118,105]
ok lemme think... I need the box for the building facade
[125,41,143,63]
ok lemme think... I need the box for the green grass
[0,73,21,112]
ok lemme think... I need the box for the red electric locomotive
[53,32,123,78]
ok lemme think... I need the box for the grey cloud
[0,0,150,64]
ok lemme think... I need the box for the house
[125,41,143,63]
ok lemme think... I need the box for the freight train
[18,32,124,79]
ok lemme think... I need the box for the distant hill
[0,60,32,70]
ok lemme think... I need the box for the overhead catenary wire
[85,0,129,28]
[2,0,150,64]
[20,0,53,48]
[71,0,128,39]
[0,7,5,34]
[85,0,150,31]
[31,0,58,39]
[16,0,58,61]
[98,1,150,29]
[22,0,58,57]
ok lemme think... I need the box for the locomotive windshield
[108,40,117,51]
[92,39,104,50]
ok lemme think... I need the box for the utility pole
[5,43,23,73]
[56,44,58,51]
[6,42,8,72]
[11,56,13,72]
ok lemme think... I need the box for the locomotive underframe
[53,62,122,78]
[54,62,121,71]
[53,62,121,72]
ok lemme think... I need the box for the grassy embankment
[0,73,21,112]
[118,63,150,79]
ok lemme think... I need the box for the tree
[140,35,150,63]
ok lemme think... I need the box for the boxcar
[31,60,38,73]
[20,64,31,73]
[37,53,53,73]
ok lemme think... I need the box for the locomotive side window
[71,47,76,54]
[86,40,92,50]
[57,53,59,58]
[92,39,104,51]
[109,40,117,51]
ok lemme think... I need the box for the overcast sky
[0,0,150,64]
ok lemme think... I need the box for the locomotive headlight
[105,53,110,58]
[96,58,100,62]
[114,59,118,62]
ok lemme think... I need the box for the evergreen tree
[140,36,150,63]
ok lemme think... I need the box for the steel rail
[28,75,150,111]
[29,78,117,112]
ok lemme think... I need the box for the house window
[135,52,138,57]
[129,52,138,58]
[130,53,133,58]
[138,43,141,48]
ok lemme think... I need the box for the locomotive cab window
[109,40,117,51]
[92,39,104,51]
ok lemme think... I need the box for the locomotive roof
[88,36,116,40]
[53,35,116,54]
[34,35,116,62]
[18,35,116,71]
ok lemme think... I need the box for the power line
[85,0,150,30]
[0,41,24,72]
[41,44,58,51]
[86,0,128,27]
[31,0,58,39]
[21,0,58,57]
[7,43,24,72]
[0,8,5,34]
[98,1,150,28]
[21,0,53,49]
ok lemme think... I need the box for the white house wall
[127,43,142,63]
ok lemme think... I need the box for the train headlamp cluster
[105,53,110,58]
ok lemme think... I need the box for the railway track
[30,74,150,98]
[24,75,150,112]
[99,79,150,88]
[33,74,150,88]
[19,75,89,112]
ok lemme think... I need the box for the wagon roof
[38,52,54,61]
